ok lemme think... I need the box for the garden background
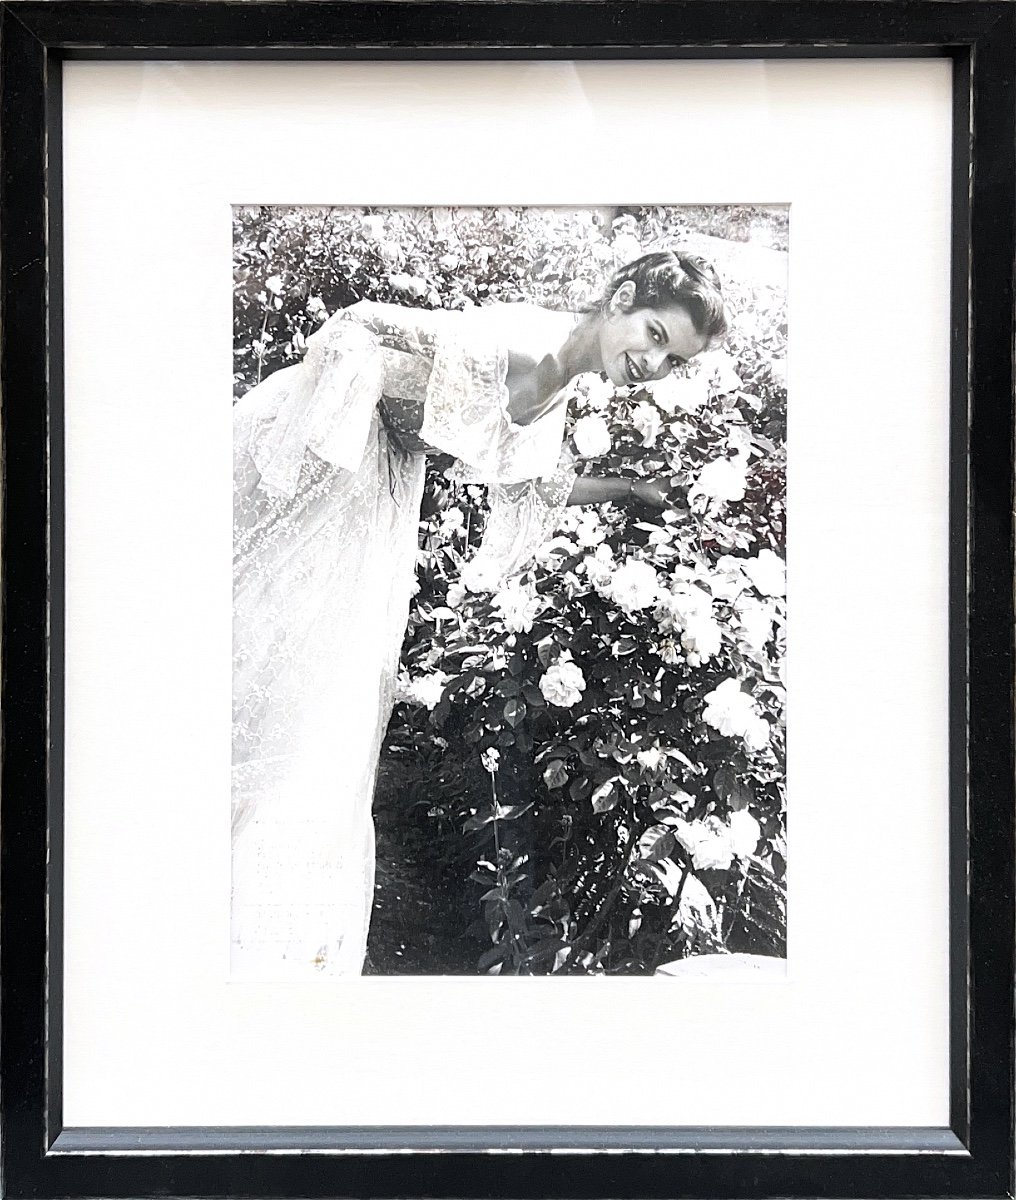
[233,204,788,976]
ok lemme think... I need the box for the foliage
[233,204,788,976]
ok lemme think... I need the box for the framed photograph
[2,3,1013,1198]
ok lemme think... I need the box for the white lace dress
[232,301,576,978]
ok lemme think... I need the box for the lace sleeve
[419,312,509,476]
[420,306,564,484]
[472,444,578,582]
[246,310,385,499]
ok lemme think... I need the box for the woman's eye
[650,326,661,343]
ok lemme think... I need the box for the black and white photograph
[231,204,788,979]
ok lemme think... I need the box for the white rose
[360,214,385,239]
[389,272,428,300]
[573,414,612,458]
[703,678,770,751]
[681,613,722,667]
[493,580,545,634]
[741,713,771,752]
[695,456,748,503]
[575,513,606,548]
[728,810,762,858]
[305,295,328,323]
[658,581,711,629]
[378,240,403,267]
[480,748,500,774]
[582,545,615,590]
[702,678,752,737]
[265,274,284,295]
[404,671,447,711]
[446,581,467,609]
[654,636,681,664]
[577,374,615,412]
[609,557,661,614]
[632,401,662,448]
[539,660,587,708]
[651,372,710,414]
[459,556,502,594]
[742,548,786,597]
[672,817,734,872]
[439,505,466,537]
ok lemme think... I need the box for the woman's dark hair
[603,250,728,343]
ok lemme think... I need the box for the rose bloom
[631,401,663,448]
[742,548,786,597]
[539,659,587,708]
[609,557,661,614]
[695,455,748,503]
[573,414,612,458]
[402,671,448,711]
[651,372,710,414]
[740,713,771,752]
[459,556,502,594]
[439,505,466,537]
[654,636,681,664]
[728,809,762,858]
[445,581,467,609]
[582,544,615,591]
[575,513,606,548]
[654,580,712,634]
[576,374,615,413]
[681,613,722,667]
[305,295,328,322]
[672,816,735,872]
[493,580,544,634]
[480,748,500,774]
[703,678,770,751]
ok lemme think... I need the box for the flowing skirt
[231,366,426,978]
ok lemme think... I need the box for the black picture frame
[2,3,1013,1197]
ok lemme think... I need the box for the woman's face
[597,281,710,387]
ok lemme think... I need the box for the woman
[231,250,728,978]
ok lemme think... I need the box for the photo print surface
[231,205,787,980]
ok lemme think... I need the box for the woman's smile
[599,295,710,387]
[623,352,648,383]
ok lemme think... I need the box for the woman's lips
[625,353,645,383]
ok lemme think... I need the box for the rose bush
[234,203,788,975]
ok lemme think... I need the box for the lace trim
[421,308,565,485]
[248,315,385,499]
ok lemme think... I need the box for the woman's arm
[566,476,672,510]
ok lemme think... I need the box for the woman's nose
[645,350,670,377]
